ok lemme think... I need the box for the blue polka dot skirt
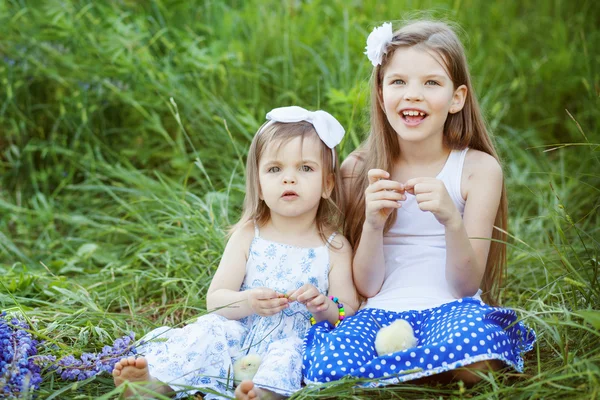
[302,298,536,385]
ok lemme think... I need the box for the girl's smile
[400,108,428,126]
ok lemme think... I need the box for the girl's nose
[283,175,296,184]
[403,85,424,101]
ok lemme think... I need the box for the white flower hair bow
[364,22,394,67]
[263,106,345,168]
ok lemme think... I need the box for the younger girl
[112,106,358,399]
[303,20,535,386]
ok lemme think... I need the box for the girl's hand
[404,177,461,228]
[287,284,328,314]
[365,169,406,231]
[247,288,289,317]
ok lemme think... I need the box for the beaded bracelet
[309,296,345,327]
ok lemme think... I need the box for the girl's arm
[353,223,386,298]
[325,234,359,319]
[404,150,502,298]
[445,151,503,297]
[291,234,359,325]
[342,156,403,298]
[207,222,288,320]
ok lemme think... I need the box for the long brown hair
[233,121,345,244]
[345,20,507,305]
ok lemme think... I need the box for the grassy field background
[1,0,599,398]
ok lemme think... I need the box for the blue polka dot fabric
[302,298,536,385]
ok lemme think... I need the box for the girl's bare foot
[235,380,258,400]
[112,356,173,398]
[234,380,285,400]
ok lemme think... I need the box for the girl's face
[258,135,331,220]
[380,46,467,146]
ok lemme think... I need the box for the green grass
[1,0,599,398]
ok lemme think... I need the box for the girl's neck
[397,138,449,167]
[391,138,451,182]
[261,212,322,247]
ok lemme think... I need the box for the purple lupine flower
[38,332,138,381]
[0,312,42,399]
[2,309,140,397]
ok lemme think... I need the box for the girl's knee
[452,359,504,386]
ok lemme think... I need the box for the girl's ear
[449,84,468,114]
[322,173,335,199]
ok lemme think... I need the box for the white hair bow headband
[364,22,394,67]
[262,106,345,169]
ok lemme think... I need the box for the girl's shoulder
[462,149,503,201]
[327,232,352,253]
[340,150,368,203]
[228,220,256,256]
[463,149,502,178]
[326,232,353,269]
[340,150,367,179]
[231,219,256,238]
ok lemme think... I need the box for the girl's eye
[268,166,280,173]
[301,165,313,172]
[392,79,405,85]
[425,80,440,86]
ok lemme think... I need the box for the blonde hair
[233,121,345,244]
[345,20,507,305]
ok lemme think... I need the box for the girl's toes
[135,357,148,369]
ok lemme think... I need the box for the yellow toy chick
[233,354,262,386]
[375,319,418,356]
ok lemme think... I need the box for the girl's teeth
[403,111,425,116]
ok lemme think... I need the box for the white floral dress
[137,225,333,399]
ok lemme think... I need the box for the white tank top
[363,148,482,312]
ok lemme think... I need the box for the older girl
[303,20,535,386]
